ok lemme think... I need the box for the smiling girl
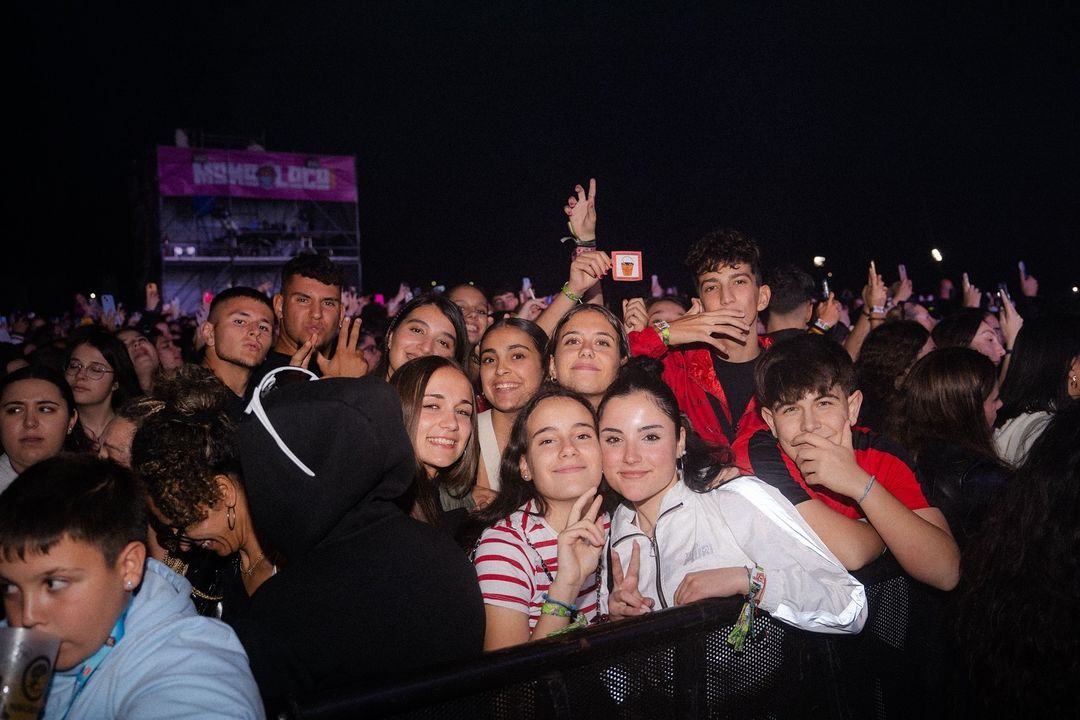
[391,356,479,534]
[599,358,866,639]
[471,386,609,650]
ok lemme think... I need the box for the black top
[915,442,1011,549]
[233,377,485,714]
[709,355,757,443]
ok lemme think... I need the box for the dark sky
[5,2,1078,313]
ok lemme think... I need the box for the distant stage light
[813,256,826,267]
[931,248,943,262]
[173,246,184,257]
[826,272,833,278]
[1073,286,1079,294]
[89,292,97,300]
[185,246,196,256]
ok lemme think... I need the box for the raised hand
[145,282,161,311]
[961,273,982,308]
[289,334,317,369]
[316,316,369,378]
[815,292,841,327]
[622,298,649,333]
[862,262,887,310]
[609,541,654,619]
[889,277,914,304]
[664,306,752,356]
[516,297,549,322]
[1019,265,1039,298]
[567,250,612,298]
[564,178,597,241]
[997,291,1023,350]
[551,489,607,593]
[650,274,663,299]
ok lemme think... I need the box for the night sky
[5,2,1078,314]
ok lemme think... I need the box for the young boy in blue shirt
[0,454,263,719]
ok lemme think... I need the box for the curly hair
[685,228,763,288]
[130,366,240,529]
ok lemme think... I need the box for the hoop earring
[227,504,236,531]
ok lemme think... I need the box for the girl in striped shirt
[471,386,609,650]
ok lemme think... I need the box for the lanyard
[59,600,130,720]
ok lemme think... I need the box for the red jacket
[628,327,772,464]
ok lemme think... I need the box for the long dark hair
[931,308,990,350]
[952,404,1080,714]
[473,384,596,527]
[545,303,631,372]
[389,355,479,525]
[374,293,469,378]
[598,357,733,494]
[0,364,89,452]
[891,347,1002,464]
[856,320,931,416]
[996,313,1080,426]
[64,326,143,409]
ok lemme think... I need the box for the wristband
[728,564,766,652]
[561,282,584,304]
[653,319,671,346]
[1004,347,1012,355]
[857,474,877,504]
[871,305,886,315]
[541,593,578,616]
[812,318,832,333]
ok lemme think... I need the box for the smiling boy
[0,455,262,719]
[747,334,960,589]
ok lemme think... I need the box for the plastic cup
[0,627,60,720]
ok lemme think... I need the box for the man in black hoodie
[234,374,485,713]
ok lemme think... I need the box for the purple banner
[157,146,357,202]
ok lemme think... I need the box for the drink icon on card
[612,251,643,282]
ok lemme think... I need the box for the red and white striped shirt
[473,499,608,630]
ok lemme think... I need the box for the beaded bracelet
[561,282,584,304]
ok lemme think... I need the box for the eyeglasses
[64,359,115,381]
[147,513,202,554]
[454,304,492,319]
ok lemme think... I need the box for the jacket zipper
[649,503,684,610]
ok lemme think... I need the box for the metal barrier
[282,574,945,720]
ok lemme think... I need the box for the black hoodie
[234,375,485,712]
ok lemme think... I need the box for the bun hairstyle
[131,366,241,529]
[598,356,735,493]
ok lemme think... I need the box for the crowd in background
[1,179,1078,718]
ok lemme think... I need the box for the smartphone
[101,294,116,315]
[521,277,532,291]
[898,264,907,282]
[821,279,831,299]
[870,259,877,277]
[1018,260,1027,278]
[997,283,1012,303]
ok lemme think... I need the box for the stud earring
[125,579,134,590]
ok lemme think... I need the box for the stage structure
[148,145,361,313]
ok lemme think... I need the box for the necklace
[521,508,603,622]
[240,552,266,578]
